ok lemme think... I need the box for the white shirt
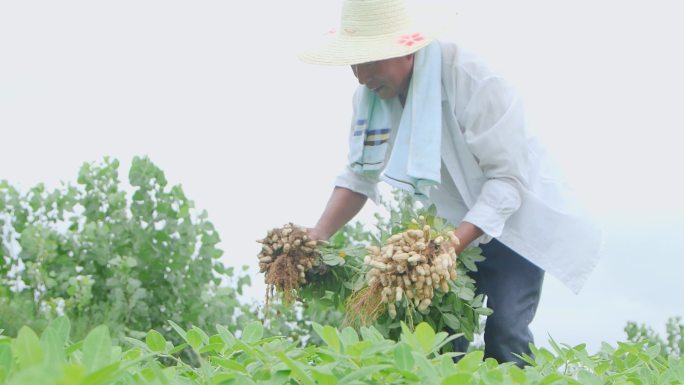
[334,41,603,293]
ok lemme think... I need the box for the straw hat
[298,0,450,66]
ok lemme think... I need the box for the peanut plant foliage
[1,316,683,385]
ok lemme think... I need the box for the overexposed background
[2,0,682,352]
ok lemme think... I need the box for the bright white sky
[1,0,683,352]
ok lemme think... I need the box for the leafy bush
[625,316,683,359]
[0,157,253,341]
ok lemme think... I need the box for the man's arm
[308,187,368,241]
[458,76,527,240]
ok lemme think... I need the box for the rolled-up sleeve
[334,166,380,203]
[460,76,529,238]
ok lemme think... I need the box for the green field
[2,158,682,385]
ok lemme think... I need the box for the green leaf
[46,316,71,347]
[394,342,415,371]
[145,330,166,353]
[431,332,461,355]
[230,374,257,385]
[311,368,338,385]
[122,347,142,361]
[350,276,366,291]
[339,327,359,348]
[81,361,122,385]
[82,325,112,373]
[275,351,315,385]
[258,370,290,385]
[199,342,223,354]
[321,253,345,266]
[234,338,265,361]
[508,365,527,384]
[321,291,336,302]
[442,313,461,330]
[313,324,341,353]
[338,365,390,384]
[415,322,436,354]
[547,336,564,357]
[13,326,44,369]
[345,341,372,358]
[461,258,477,271]
[432,216,445,229]
[412,354,440,385]
[400,321,419,350]
[241,321,264,344]
[186,329,203,350]
[192,326,210,344]
[441,373,474,385]
[577,370,603,385]
[122,337,148,352]
[457,288,475,301]
[539,373,564,385]
[0,344,12,375]
[474,307,493,316]
[211,356,247,373]
[439,355,457,377]
[40,327,66,366]
[167,320,187,340]
[65,340,84,356]
[455,350,483,372]
[360,326,385,343]
[168,343,188,355]
[216,324,237,348]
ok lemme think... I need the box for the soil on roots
[265,251,302,305]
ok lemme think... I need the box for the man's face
[351,54,414,100]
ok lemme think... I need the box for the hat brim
[298,32,438,66]
[298,4,454,66]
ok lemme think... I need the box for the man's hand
[445,221,484,255]
[306,227,328,242]
[438,229,462,256]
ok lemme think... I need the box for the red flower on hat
[399,33,425,47]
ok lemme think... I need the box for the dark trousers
[452,238,544,366]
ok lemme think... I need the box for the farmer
[299,0,602,366]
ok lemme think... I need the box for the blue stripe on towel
[366,128,390,135]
